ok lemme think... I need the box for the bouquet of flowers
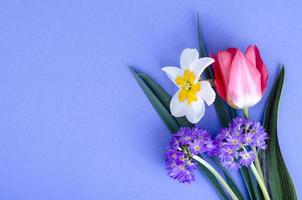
[130,14,297,200]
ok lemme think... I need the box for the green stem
[250,163,271,200]
[252,147,264,181]
[243,108,249,118]
[192,155,239,200]
[242,108,264,181]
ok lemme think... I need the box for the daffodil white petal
[189,57,215,81]
[170,91,186,117]
[185,97,205,124]
[198,81,216,105]
[180,48,199,69]
[162,66,183,85]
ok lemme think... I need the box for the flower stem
[243,108,249,118]
[242,108,264,180]
[192,155,239,200]
[252,147,264,181]
[250,163,270,200]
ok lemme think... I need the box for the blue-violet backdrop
[0,0,301,199]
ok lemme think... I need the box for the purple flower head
[226,134,243,150]
[239,151,255,167]
[243,132,256,145]
[215,117,268,170]
[165,127,216,183]
[216,128,231,141]
[189,139,203,155]
[204,139,217,156]
[218,144,238,161]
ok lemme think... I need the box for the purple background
[0,0,301,199]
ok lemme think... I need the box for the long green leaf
[241,168,262,200]
[130,67,230,199]
[259,67,297,199]
[130,67,180,132]
[223,170,245,200]
[137,73,193,127]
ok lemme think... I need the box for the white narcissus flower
[162,48,216,124]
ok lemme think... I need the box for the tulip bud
[212,45,268,109]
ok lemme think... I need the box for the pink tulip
[212,45,268,109]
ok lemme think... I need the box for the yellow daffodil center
[175,70,200,104]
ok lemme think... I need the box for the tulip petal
[217,50,235,87]
[198,81,216,105]
[185,97,205,124]
[180,48,199,69]
[211,53,227,101]
[170,91,186,117]
[189,57,214,81]
[226,48,238,55]
[245,45,268,93]
[227,50,262,108]
[212,50,236,101]
[162,66,183,85]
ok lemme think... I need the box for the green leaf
[240,168,262,200]
[259,67,297,199]
[129,67,180,132]
[222,171,245,200]
[137,72,194,127]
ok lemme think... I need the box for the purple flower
[215,117,268,170]
[226,134,243,149]
[165,127,216,183]
[239,151,255,167]
[216,128,231,141]
[221,159,241,170]
[177,127,196,146]
[232,117,246,127]
[204,139,217,156]
[189,139,203,155]
[254,135,267,149]
[243,132,256,145]
[218,144,238,161]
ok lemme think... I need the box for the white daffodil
[162,48,216,124]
